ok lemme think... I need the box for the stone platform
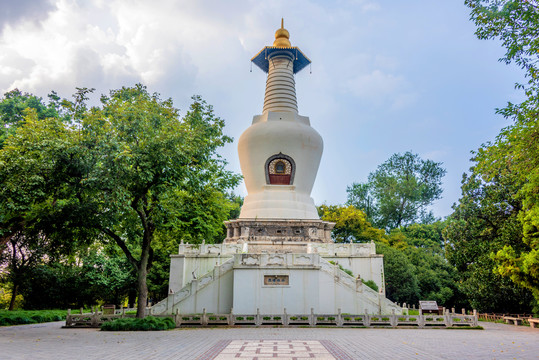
[223,218,335,245]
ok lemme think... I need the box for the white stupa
[238,19,322,220]
[155,21,401,318]
[225,20,334,247]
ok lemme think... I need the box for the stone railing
[64,307,149,328]
[151,258,235,315]
[309,242,376,256]
[174,308,478,328]
[317,256,399,314]
[175,242,378,257]
[65,306,479,329]
[177,243,244,255]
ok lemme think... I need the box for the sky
[0,0,525,219]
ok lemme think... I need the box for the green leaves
[318,204,384,243]
[347,152,446,230]
[0,85,241,315]
[460,0,539,312]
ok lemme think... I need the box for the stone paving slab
[0,321,538,359]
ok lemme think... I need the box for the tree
[395,222,446,255]
[462,0,539,311]
[347,152,446,230]
[0,90,64,251]
[376,243,420,304]
[445,171,535,312]
[0,233,49,310]
[0,85,241,317]
[0,102,89,310]
[318,204,384,243]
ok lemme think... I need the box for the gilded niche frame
[264,153,296,185]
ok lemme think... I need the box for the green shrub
[0,310,67,326]
[100,316,175,331]
[363,280,379,292]
[328,261,354,277]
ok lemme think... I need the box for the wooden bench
[528,318,539,328]
[503,316,523,325]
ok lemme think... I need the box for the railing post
[229,308,235,326]
[175,308,181,327]
[363,309,371,327]
[284,308,289,326]
[473,309,478,326]
[336,308,343,327]
[256,308,261,326]
[91,308,99,328]
[66,309,72,327]
[202,308,208,326]
[444,309,451,327]
[310,308,315,327]
[390,309,397,327]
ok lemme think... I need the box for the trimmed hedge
[100,316,175,331]
[0,310,66,326]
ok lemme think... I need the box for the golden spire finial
[273,18,291,47]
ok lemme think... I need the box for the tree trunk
[135,233,152,318]
[136,263,148,318]
[8,283,18,311]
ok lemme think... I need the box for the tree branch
[101,227,139,269]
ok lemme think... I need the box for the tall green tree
[0,85,241,317]
[445,171,535,312]
[463,0,539,310]
[0,102,89,310]
[347,152,446,230]
[376,243,420,304]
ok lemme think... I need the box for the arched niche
[265,153,296,185]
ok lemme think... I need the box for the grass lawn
[0,309,67,326]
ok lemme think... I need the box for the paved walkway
[0,321,538,359]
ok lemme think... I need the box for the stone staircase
[152,253,401,316]
[151,257,235,315]
[317,256,401,314]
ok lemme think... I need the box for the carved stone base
[223,218,335,246]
